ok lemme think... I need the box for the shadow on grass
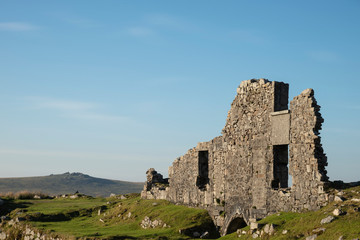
[0,199,33,216]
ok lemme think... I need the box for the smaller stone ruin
[142,79,329,235]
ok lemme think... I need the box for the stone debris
[263,223,275,235]
[312,228,326,234]
[320,216,335,224]
[141,79,329,234]
[332,208,342,216]
[0,225,65,240]
[336,191,344,196]
[0,232,6,240]
[250,222,258,230]
[200,231,209,239]
[120,195,127,200]
[109,193,116,197]
[306,234,317,240]
[282,230,288,234]
[140,216,168,229]
[334,196,344,202]
[351,198,360,202]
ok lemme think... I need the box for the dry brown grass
[0,191,49,199]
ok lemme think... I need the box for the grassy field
[0,186,359,239]
[0,193,218,239]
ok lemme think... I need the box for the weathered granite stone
[263,223,275,235]
[140,216,166,229]
[306,234,317,240]
[320,216,334,224]
[312,228,326,234]
[250,222,258,230]
[333,209,342,216]
[142,79,329,235]
[200,231,209,239]
[334,196,344,202]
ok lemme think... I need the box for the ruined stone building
[141,79,329,235]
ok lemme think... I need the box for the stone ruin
[141,79,329,235]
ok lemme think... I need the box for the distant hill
[0,172,144,197]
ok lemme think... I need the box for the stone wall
[142,79,329,235]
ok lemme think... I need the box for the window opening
[196,151,209,190]
[271,145,289,189]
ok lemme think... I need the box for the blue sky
[1,1,359,182]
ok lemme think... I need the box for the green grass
[2,186,360,239]
[2,193,217,239]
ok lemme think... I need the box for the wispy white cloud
[0,148,144,161]
[0,22,39,31]
[307,50,339,63]
[25,97,128,122]
[126,27,154,37]
[28,97,96,111]
[71,113,129,122]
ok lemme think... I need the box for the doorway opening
[226,217,247,234]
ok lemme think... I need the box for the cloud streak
[0,148,145,161]
[26,97,128,122]
[32,98,97,111]
[0,22,39,31]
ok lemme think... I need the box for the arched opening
[226,217,247,234]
